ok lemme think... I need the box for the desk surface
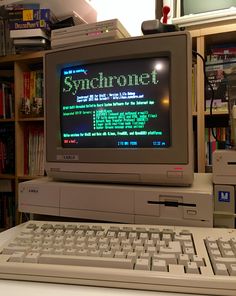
[0,224,204,296]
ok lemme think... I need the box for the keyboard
[0,221,236,295]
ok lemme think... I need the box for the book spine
[0,81,14,119]
[5,4,40,10]
[24,71,30,99]
[0,86,3,118]
[10,28,49,40]
[35,70,44,115]
[0,19,5,56]
[3,19,15,56]
[35,70,43,98]
[210,46,236,55]
[9,20,51,30]
[0,142,4,174]
[0,125,15,174]
[29,71,36,102]
[205,62,231,112]
[39,129,44,176]
[24,126,29,175]
[1,83,6,119]
[0,194,3,228]
[8,9,54,22]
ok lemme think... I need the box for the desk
[0,225,205,296]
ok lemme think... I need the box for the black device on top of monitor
[44,31,193,186]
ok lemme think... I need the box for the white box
[213,149,236,185]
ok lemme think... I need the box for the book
[0,19,5,56]
[4,3,40,10]
[0,18,15,56]
[21,70,44,116]
[8,8,55,23]
[205,61,236,112]
[0,191,15,229]
[10,28,50,39]
[24,125,44,176]
[0,87,3,118]
[205,126,230,166]
[29,70,36,103]
[209,44,236,55]
[0,125,15,174]
[0,81,14,119]
[207,44,236,64]
[13,37,48,45]
[9,20,52,30]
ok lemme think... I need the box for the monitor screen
[181,0,236,16]
[60,57,170,149]
[44,31,193,186]
[171,0,236,27]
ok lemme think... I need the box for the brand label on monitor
[218,191,230,203]
[57,155,79,160]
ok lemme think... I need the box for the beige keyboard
[0,220,236,295]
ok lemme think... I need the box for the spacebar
[38,254,134,269]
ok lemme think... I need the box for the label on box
[23,10,34,21]
[218,191,231,202]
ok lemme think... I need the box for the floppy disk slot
[147,200,196,207]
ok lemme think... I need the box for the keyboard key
[229,264,236,276]
[24,252,40,263]
[152,259,167,271]
[178,254,190,266]
[8,252,25,262]
[192,255,205,267]
[3,245,30,255]
[213,256,236,268]
[214,263,228,276]
[153,253,177,264]
[168,264,185,274]
[135,258,150,270]
[159,241,182,255]
[38,254,134,269]
[186,262,199,274]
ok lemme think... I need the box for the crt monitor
[180,0,236,16]
[44,31,193,186]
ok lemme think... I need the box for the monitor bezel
[44,32,192,166]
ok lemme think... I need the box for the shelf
[0,118,15,123]
[0,51,45,63]
[17,117,44,122]
[0,174,15,179]
[205,110,229,116]
[17,175,44,181]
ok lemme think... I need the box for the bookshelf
[188,20,236,172]
[0,51,45,229]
